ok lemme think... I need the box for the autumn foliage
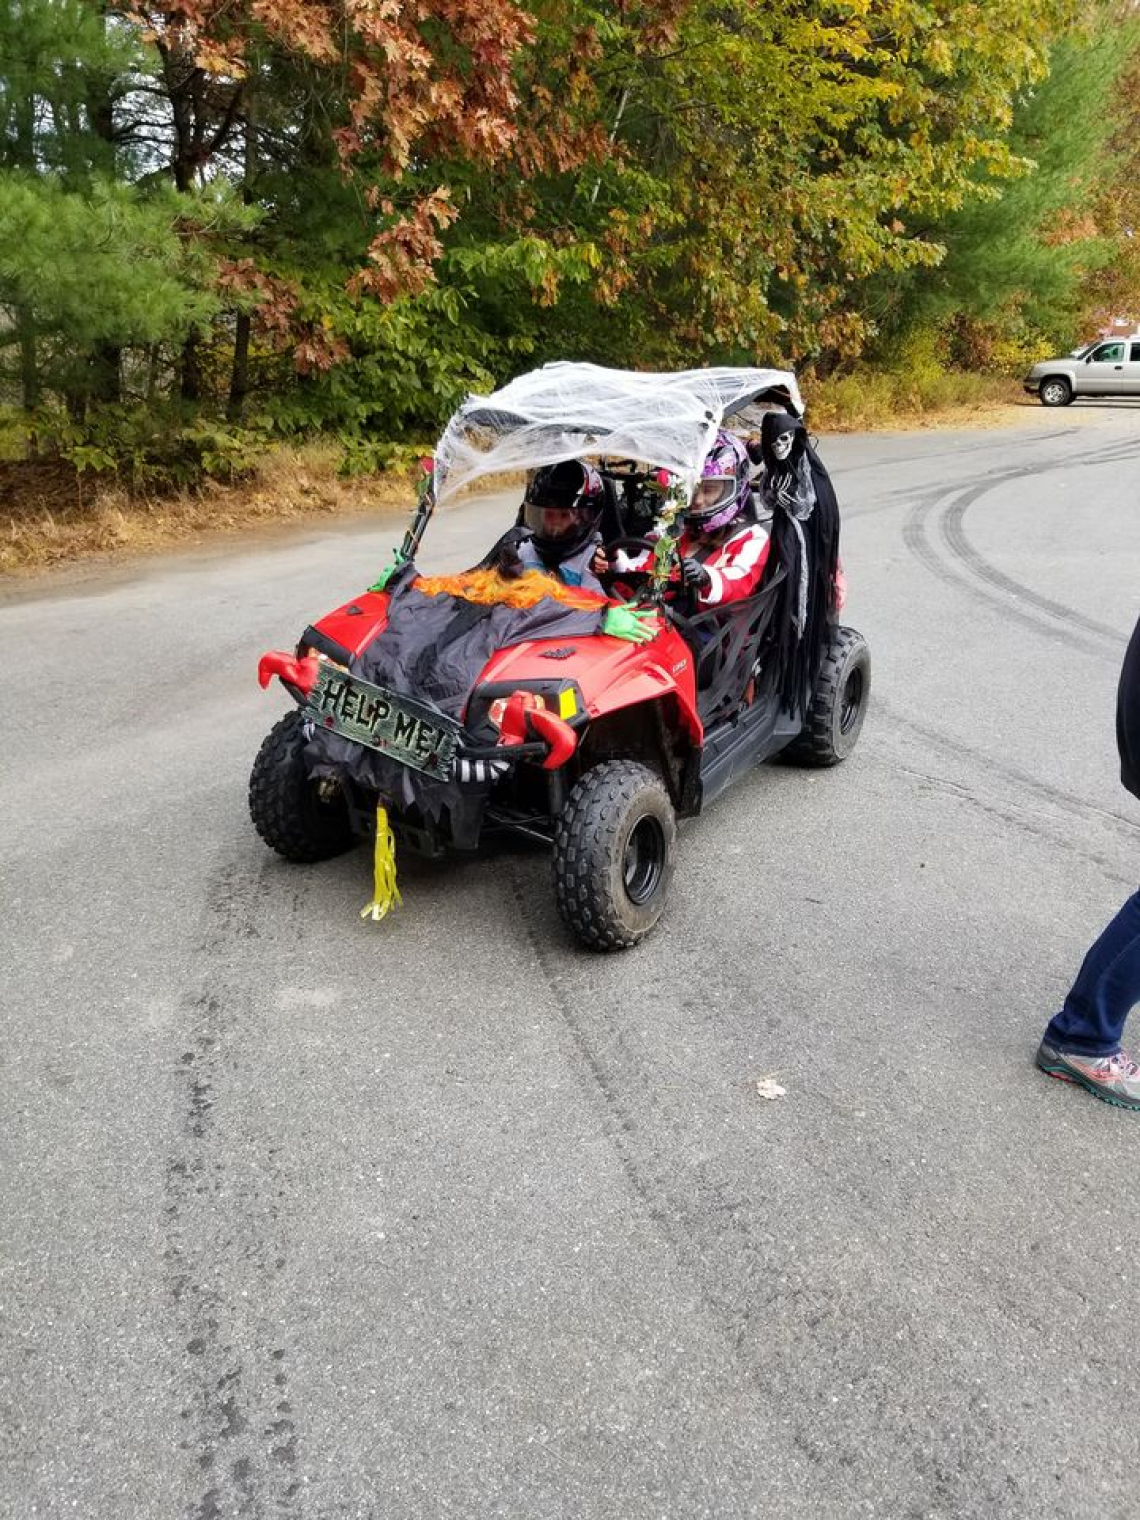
[0,0,1136,481]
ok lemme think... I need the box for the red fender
[258,650,319,695]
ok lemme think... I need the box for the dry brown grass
[0,441,416,576]
[809,372,1025,431]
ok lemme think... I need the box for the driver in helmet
[492,460,608,594]
[610,429,770,608]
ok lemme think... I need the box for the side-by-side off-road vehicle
[250,363,871,950]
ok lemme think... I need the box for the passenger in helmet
[486,460,607,593]
[609,429,770,608]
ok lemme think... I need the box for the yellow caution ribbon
[360,803,402,922]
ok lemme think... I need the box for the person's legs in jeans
[1044,888,1140,1056]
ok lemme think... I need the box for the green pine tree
[869,25,1133,364]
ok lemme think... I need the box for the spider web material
[433,362,802,506]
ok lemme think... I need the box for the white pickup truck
[1024,337,1140,406]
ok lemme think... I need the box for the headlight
[465,679,584,739]
[299,643,350,673]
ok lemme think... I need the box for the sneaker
[1036,1039,1140,1111]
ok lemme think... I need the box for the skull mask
[759,411,815,522]
[759,411,804,472]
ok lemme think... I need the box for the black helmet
[523,461,604,559]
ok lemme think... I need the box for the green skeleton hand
[368,549,407,592]
[603,605,659,644]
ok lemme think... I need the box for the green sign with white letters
[306,665,461,780]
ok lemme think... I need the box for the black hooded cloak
[757,412,841,715]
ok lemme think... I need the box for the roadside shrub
[810,366,1019,430]
[0,406,30,464]
[26,405,271,489]
[941,311,1059,376]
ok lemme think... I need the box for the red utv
[249,364,870,950]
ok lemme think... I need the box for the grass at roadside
[0,373,1071,578]
[0,442,418,576]
[810,369,1026,430]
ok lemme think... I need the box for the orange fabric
[414,567,606,612]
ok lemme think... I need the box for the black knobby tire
[1039,377,1073,408]
[553,760,677,951]
[249,711,357,863]
[783,626,871,767]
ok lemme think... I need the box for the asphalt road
[4,407,1140,1520]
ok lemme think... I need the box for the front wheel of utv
[783,626,871,767]
[553,760,676,951]
[249,711,356,862]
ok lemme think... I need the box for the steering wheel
[598,459,653,482]
[591,534,655,607]
[606,534,657,558]
[600,533,691,614]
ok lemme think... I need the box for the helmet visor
[527,465,586,511]
[523,462,601,553]
[688,474,736,524]
[523,500,595,545]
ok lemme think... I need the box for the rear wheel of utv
[553,760,676,951]
[249,711,356,862]
[783,626,871,767]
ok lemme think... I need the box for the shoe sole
[1037,1056,1140,1111]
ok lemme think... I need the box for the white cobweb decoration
[432,361,803,507]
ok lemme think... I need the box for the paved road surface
[4,408,1140,1519]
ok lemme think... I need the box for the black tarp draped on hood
[304,570,607,825]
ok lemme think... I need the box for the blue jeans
[1045,888,1140,1056]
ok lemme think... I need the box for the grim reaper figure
[755,411,842,717]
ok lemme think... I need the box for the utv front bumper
[258,647,580,788]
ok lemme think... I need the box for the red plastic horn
[529,707,578,770]
[496,691,577,770]
[497,690,541,747]
[257,650,319,695]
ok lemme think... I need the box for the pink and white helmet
[687,428,750,534]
